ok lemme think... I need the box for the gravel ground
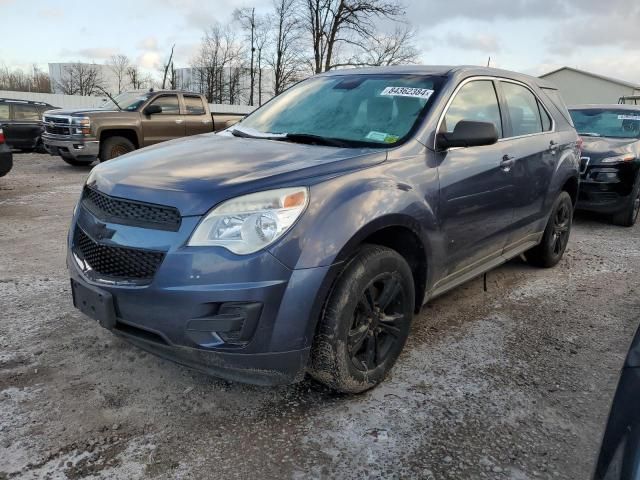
[1,152,639,480]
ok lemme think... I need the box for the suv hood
[89,133,386,216]
[581,137,639,163]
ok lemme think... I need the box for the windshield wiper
[282,133,350,147]
[579,132,601,137]
[230,128,284,140]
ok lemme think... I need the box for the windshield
[101,92,152,111]
[237,74,442,147]
[569,108,640,139]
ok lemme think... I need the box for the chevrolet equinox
[68,66,580,393]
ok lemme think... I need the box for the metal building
[539,66,640,105]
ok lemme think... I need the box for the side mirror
[436,120,499,150]
[144,104,162,116]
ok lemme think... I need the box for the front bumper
[0,147,13,177]
[43,134,99,160]
[66,210,332,385]
[576,162,639,213]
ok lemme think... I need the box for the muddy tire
[62,157,94,167]
[611,175,640,227]
[309,245,415,393]
[526,191,573,268]
[99,136,135,162]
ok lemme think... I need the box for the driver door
[140,94,185,146]
[437,79,515,275]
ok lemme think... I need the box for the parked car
[43,90,245,166]
[67,66,580,392]
[569,105,640,226]
[0,98,55,152]
[593,324,640,479]
[0,128,13,177]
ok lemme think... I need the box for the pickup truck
[42,90,245,166]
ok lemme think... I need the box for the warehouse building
[539,66,640,105]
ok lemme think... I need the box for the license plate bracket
[71,279,116,329]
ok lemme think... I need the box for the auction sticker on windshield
[380,87,434,99]
[618,114,640,121]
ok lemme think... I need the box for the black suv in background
[0,98,55,152]
[570,105,640,226]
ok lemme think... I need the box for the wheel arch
[99,129,140,149]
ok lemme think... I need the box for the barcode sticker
[618,114,640,121]
[380,87,434,99]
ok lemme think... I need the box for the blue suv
[68,66,580,392]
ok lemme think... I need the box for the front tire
[526,191,573,268]
[611,175,640,227]
[99,136,135,162]
[309,245,415,393]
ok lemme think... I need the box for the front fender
[269,168,440,271]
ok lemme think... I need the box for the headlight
[71,116,91,135]
[188,187,309,254]
[601,154,635,163]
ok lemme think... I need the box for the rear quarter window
[541,88,574,127]
[0,104,9,121]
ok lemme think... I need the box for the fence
[0,90,256,114]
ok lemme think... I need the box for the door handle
[500,155,515,172]
[175,119,184,124]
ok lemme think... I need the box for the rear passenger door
[140,94,185,146]
[437,79,515,275]
[182,95,213,136]
[498,81,558,249]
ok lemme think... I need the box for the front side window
[502,82,543,137]
[149,95,180,115]
[0,104,9,121]
[569,108,640,139]
[13,104,40,121]
[184,96,205,115]
[442,80,503,137]
[238,74,442,147]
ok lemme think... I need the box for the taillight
[0,128,5,144]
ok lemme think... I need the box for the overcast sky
[2,0,639,83]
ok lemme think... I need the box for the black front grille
[44,116,70,125]
[74,227,165,280]
[45,125,71,135]
[82,186,181,231]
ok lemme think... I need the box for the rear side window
[184,96,205,115]
[541,87,573,127]
[539,101,553,131]
[149,95,180,115]
[13,104,40,121]
[501,82,543,137]
[0,104,9,121]
[442,80,503,138]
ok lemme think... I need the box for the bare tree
[126,65,143,89]
[55,63,104,96]
[333,24,419,68]
[234,8,257,105]
[109,54,130,94]
[0,63,51,93]
[301,0,404,73]
[161,44,175,89]
[191,24,244,104]
[267,0,304,95]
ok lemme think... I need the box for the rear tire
[62,157,94,167]
[99,136,135,162]
[611,175,640,227]
[309,245,415,393]
[526,191,573,268]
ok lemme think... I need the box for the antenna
[487,56,491,67]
